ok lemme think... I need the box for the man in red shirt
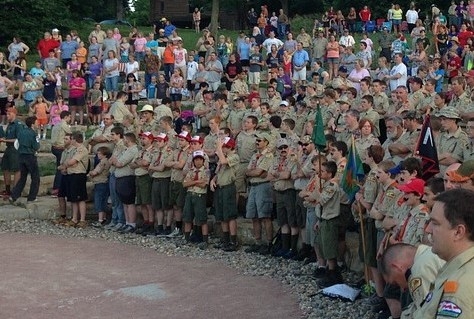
[37,32,60,64]
[447,49,462,82]
[359,6,372,30]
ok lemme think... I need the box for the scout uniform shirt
[247,149,273,184]
[227,108,246,134]
[114,144,139,178]
[438,127,469,174]
[184,165,210,194]
[171,147,190,182]
[110,140,127,175]
[394,203,429,246]
[448,91,471,113]
[314,178,341,220]
[415,246,474,319]
[268,154,296,191]
[409,89,427,112]
[90,157,111,184]
[140,119,160,135]
[236,130,257,163]
[372,181,400,230]
[373,92,390,116]
[183,148,209,176]
[403,245,445,319]
[150,145,173,178]
[51,119,71,149]
[60,146,75,173]
[133,144,155,177]
[67,144,89,175]
[215,152,240,186]
[5,117,23,147]
[203,131,219,164]
[89,124,114,153]
[463,139,474,161]
[360,107,381,137]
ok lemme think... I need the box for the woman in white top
[103,50,120,100]
[8,37,30,64]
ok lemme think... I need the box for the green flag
[312,105,326,152]
[340,135,365,201]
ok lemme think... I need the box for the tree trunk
[280,0,289,16]
[210,0,219,36]
[116,0,124,20]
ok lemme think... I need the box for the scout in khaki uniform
[227,97,247,136]
[88,146,112,227]
[130,131,155,235]
[437,107,469,175]
[235,116,257,194]
[210,137,240,251]
[149,133,174,236]
[416,189,474,319]
[380,244,445,319]
[166,131,192,238]
[305,161,342,288]
[408,77,427,112]
[244,132,274,255]
[463,120,474,161]
[359,95,381,137]
[183,150,210,249]
[268,138,298,258]
[372,79,390,117]
[137,104,159,134]
[390,179,429,246]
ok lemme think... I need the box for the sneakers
[213,241,227,249]
[365,294,385,306]
[189,232,203,243]
[283,249,297,259]
[119,224,136,234]
[104,222,117,230]
[318,269,344,288]
[91,220,107,228]
[198,242,208,250]
[111,223,125,232]
[76,221,88,229]
[166,227,182,238]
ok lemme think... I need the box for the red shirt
[458,30,473,47]
[37,38,60,59]
[359,9,371,22]
[448,55,462,78]
[68,77,86,98]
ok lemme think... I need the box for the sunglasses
[278,145,288,150]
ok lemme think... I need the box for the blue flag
[340,135,365,201]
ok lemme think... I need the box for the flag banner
[341,136,365,201]
[415,114,439,180]
[312,105,326,152]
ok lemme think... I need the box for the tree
[210,0,219,36]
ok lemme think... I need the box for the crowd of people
[1,3,474,319]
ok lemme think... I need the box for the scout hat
[154,132,168,142]
[299,135,313,145]
[176,131,191,142]
[447,160,474,183]
[222,137,236,149]
[139,131,154,140]
[140,104,154,113]
[337,95,350,104]
[398,178,425,196]
[280,101,289,107]
[192,150,205,160]
[437,107,461,120]
[277,138,289,148]
[255,132,271,142]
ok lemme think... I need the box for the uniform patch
[437,300,462,318]
[409,277,422,293]
[444,281,459,294]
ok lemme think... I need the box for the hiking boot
[142,225,156,236]
[198,242,208,250]
[371,298,389,313]
[283,249,297,259]
[244,244,261,253]
[273,248,289,257]
[222,242,238,252]
[135,224,150,235]
[258,244,271,255]
[112,223,125,232]
[364,294,385,306]
[312,266,327,278]
[52,216,68,225]
[189,232,203,243]
[213,240,228,249]
[318,269,343,288]
[376,309,392,319]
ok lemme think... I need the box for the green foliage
[126,0,151,25]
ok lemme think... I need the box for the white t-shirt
[389,62,408,91]
[262,38,284,54]
[173,48,188,68]
[187,61,199,80]
[125,61,139,80]
[405,10,418,24]
[339,35,355,47]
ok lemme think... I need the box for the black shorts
[125,99,138,105]
[0,97,7,115]
[170,93,182,102]
[69,96,85,107]
[240,59,249,67]
[67,173,88,202]
[91,105,102,115]
[187,80,194,91]
[58,174,69,198]
[116,175,136,205]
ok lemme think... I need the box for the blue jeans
[109,173,125,224]
[51,147,63,190]
[11,154,39,201]
[164,63,174,82]
[105,75,119,92]
[94,182,110,213]
[145,72,158,91]
[135,51,145,62]
[277,23,287,38]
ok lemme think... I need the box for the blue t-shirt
[434,69,445,93]
[238,43,251,60]
[60,41,79,60]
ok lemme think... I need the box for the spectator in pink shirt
[134,32,147,62]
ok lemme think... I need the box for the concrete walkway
[0,233,301,319]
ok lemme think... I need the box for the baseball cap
[388,163,402,175]
[139,131,155,140]
[337,96,350,104]
[397,178,425,196]
[176,131,191,142]
[160,17,167,22]
[192,150,205,160]
[154,132,168,142]
[222,137,236,149]
[447,160,474,182]
[338,66,348,73]
[299,135,313,145]
[280,101,289,107]
[52,28,59,33]
[277,138,289,148]
[255,132,271,142]
[190,135,204,144]
[139,104,154,113]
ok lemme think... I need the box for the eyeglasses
[278,145,288,150]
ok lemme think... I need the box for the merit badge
[437,300,462,318]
